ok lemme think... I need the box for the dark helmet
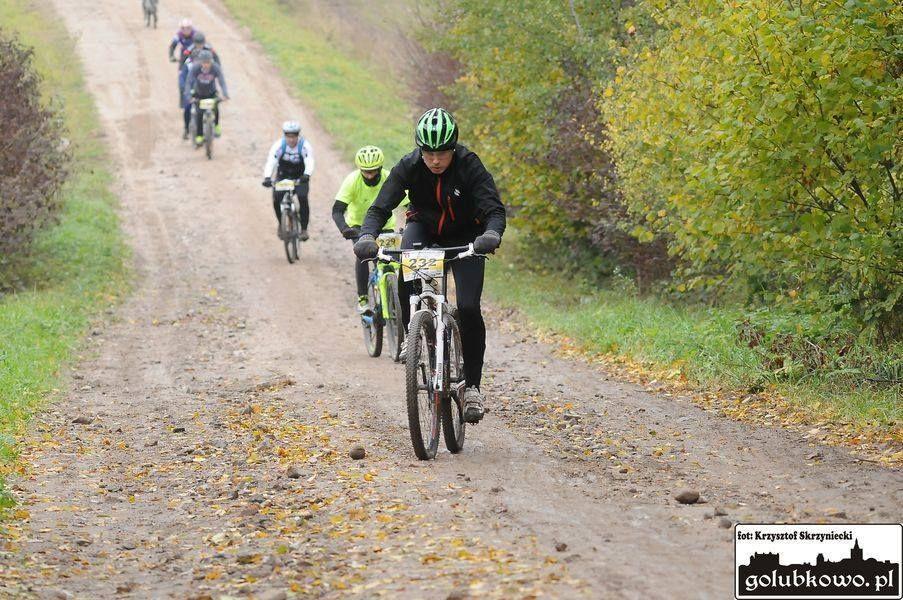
[193,32,206,45]
[415,108,458,151]
[197,49,214,64]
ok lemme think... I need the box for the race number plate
[199,98,217,110]
[376,233,401,250]
[401,250,444,282]
[274,179,296,191]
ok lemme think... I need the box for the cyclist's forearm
[332,201,350,231]
[217,74,229,98]
[483,210,506,237]
[361,176,404,235]
[473,174,507,236]
[168,40,177,59]
[262,140,280,178]
[302,141,314,176]
[361,205,392,237]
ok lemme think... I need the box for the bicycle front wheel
[406,311,439,460]
[384,272,404,362]
[363,276,383,357]
[188,107,197,141]
[290,209,300,262]
[441,309,465,453]
[281,209,296,264]
[204,116,213,159]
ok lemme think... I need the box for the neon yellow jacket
[334,169,408,228]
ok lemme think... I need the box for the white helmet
[180,18,193,29]
[282,120,301,135]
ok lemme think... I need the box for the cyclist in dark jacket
[179,32,221,139]
[183,51,229,145]
[355,108,505,424]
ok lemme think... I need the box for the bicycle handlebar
[371,243,485,264]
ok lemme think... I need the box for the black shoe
[299,229,309,242]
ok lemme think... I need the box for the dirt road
[1,0,900,598]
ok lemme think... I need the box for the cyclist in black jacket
[355,108,505,424]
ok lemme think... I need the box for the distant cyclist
[168,18,195,63]
[169,18,196,106]
[183,50,229,145]
[179,32,221,139]
[261,121,314,241]
[332,146,407,310]
[354,108,506,424]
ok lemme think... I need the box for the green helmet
[354,145,384,170]
[415,108,458,151]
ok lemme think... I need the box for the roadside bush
[606,0,902,336]
[432,0,672,286]
[0,30,69,279]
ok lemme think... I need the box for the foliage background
[607,0,902,337]
[433,0,901,340]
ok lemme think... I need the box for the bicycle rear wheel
[384,272,404,362]
[406,311,439,460]
[441,309,465,453]
[363,276,383,357]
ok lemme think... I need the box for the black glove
[473,230,502,254]
[262,177,272,188]
[299,174,310,183]
[342,226,361,240]
[353,234,378,259]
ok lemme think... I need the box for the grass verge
[486,253,901,463]
[0,0,128,507]
[220,0,412,164]
[223,0,900,463]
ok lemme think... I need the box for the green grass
[222,0,900,438]
[221,0,412,164]
[0,0,128,506]
[486,251,901,429]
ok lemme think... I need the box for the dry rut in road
[1,0,900,598]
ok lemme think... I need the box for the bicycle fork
[412,293,447,395]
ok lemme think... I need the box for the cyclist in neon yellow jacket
[332,146,407,310]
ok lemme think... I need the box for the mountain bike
[360,233,404,361]
[372,244,485,460]
[275,179,301,264]
[196,97,219,159]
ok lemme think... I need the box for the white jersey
[262,137,314,179]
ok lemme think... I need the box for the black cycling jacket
[361,144,506,243]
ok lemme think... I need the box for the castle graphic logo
[735,523,902,599]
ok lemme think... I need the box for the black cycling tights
[271,182,310,229]
[399,221,486,389]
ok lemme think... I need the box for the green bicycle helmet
[354,145,384,170]
[415,108,458,151]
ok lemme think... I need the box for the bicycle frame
[376,244,477,396]
[193,97,218,136]
[279,189,296,221]
[377,261,399,320]
[360,249,399,328]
